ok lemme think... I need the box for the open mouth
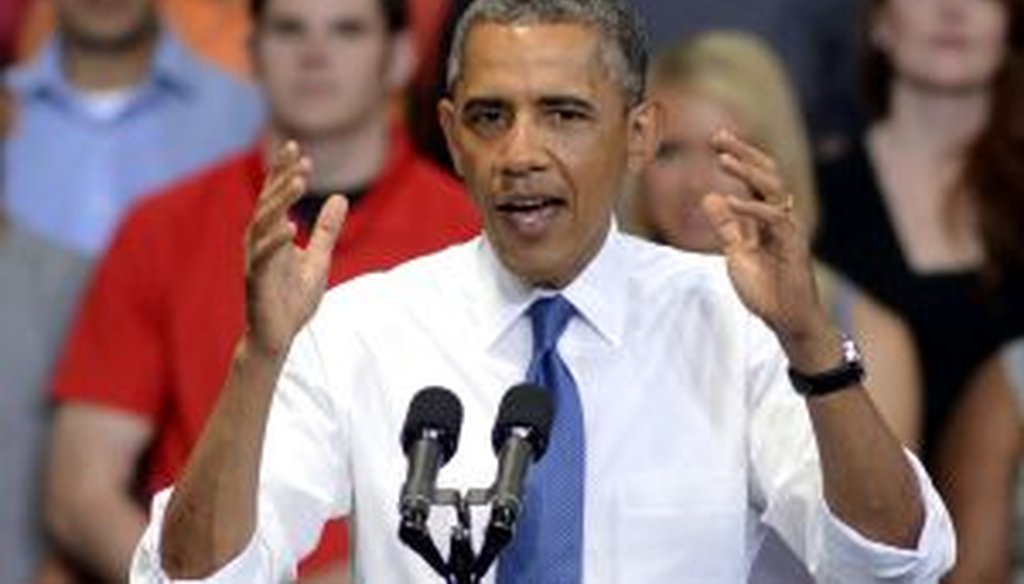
[495,195,567,238]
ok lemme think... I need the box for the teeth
[498,196,557,212]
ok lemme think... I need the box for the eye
[544,106,591,127]
[266,18,304,40]
[655,141,685,163]
[463,105,511,136]
[330,18,371,39]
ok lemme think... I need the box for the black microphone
[474,383,554,577]
[399,386,464,526]
[398,386,463,576]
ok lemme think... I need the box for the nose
[298,32,331,70]
[498,114,548,179]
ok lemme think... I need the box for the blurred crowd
[2,0,1022,583]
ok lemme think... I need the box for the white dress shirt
[131,228,955,583]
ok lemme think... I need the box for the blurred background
[2,0,1022,582]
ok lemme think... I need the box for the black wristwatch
[787,335,865,397]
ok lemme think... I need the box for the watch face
[841,336,862,365]
[788,334,866,397]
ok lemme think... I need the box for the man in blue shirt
[3,0,264,257]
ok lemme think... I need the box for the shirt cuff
[129,489,273,583]
[820,451,956,582]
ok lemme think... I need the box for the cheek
[644,165,687,203]
[336,45,388,85]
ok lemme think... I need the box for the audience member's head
[862,0,1017,120]
[439,0,655,288]
[864,0,1024,278]
[624,32,815,252]
[54,0,158,53]
[250,0,414,142]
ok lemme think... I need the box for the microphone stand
[398,486,513,584]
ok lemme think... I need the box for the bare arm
[934,350,1020,583]
[158,142,348,579]
[46,403,153,582]
[848,286,921,450]
[705,130,924,548]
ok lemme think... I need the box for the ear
[626,100,661,175]
[438,97,465,177]
[386,31,418,91]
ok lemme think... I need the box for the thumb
[701,193,745,250]
[308,194,348,260]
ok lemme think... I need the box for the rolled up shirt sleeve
[817,451,956,582]
[746,315,955,583]
[129,307,360,583]
[130,489,280,583]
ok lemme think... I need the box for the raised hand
[701,130,831,351]
[244,141,348,358]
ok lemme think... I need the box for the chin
[279,115,355,140]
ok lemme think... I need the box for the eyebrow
[460,95,598,112]
[461,97,508,111]
[537,96,597,113]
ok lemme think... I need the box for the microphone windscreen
[401,386,463,462]
[492,383,554,459]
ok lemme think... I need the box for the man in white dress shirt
[130,0,956,581]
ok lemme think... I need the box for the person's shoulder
[165,33,263,115]
[621,234,731,287]
[319,238,479,313]
[117,148,258,240]
[392,152,481,235]
[617,234,746,313]
[406,155,466,196]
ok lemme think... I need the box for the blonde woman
[624,32,816,249]
[623,32,925,582]
[624,31,921,446]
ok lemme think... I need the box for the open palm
[244,142,348,357]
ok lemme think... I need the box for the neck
[875,79,991,156]
[62,31,158,91]
[267,114,391,193]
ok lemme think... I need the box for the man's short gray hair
[446,0,649,107]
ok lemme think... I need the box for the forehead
[456,22,618,103]
[263,0,381,22]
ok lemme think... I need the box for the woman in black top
[815,0,1024,580]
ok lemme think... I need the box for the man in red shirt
[42,0,479,582]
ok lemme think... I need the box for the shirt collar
[478,220,629,350]
[148,31,201,95]
[10,29,196,100]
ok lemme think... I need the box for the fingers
[702,192,800,251]
[702,193,748,250]
[711,130,776,175]
[717,151,785,204]
[246,220,298,273]
[711,130,787,206]
[250,142,312,242]
[255,156,311,231]
[723,197,792,226]
[307,194,349,261]
[266,140,301,186]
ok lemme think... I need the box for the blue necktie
[498,295,585,583]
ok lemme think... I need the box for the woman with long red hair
[815,0,1024,580]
